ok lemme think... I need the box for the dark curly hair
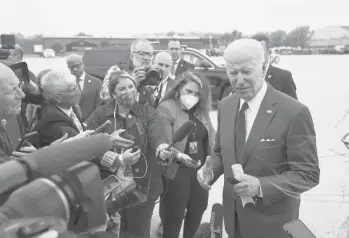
[107,71,136,97]
[161,70,212,112]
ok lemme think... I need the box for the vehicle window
[182,53,203,66]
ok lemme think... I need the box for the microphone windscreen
[25,134,112,177]
[210,203,224,238]
[173,120,195,143]
[0,178,69,222]
[194,222,211,238]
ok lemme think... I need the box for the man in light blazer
[67,53,102,121]
[197,39,320,238]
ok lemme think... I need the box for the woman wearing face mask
[156,71,216,238]
[85,71,172,238]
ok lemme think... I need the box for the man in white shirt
[67,54,102,121]
[153,52,173,106]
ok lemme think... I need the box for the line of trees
[203,26,313,49]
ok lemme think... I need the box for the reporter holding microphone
[85,71,172,238]
[155,71,216,238]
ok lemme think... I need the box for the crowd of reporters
[0,35,332,238]
[0,38,214,238]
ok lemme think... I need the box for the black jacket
[30,103,83,148]
[85,101,168,202]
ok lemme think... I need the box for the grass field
[24,55,349,238]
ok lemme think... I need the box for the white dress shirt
[77,71,86,91]
[238,81,267,197]
[170,59,180,79]
[157,76,173,100]
[57,106,83,132]
[239,81,268,142]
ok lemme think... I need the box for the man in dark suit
[197,39,320,238]
[220,35,297,101]
[252,34,297,100]
[168,39,194,79]
[30,71,91,148]
[67,54,102,121]
[4,45,38,148]
[0,65,38,205]
[153,52,174,104]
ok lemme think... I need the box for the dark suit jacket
[175,59,195,77]
[220,65,298,100]
[0,127,12,163]
[266,65,297,99]
[210,84,319,238]
[30,103,83,148]
[79,73,102,121]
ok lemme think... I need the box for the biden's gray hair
[224,38,265,66]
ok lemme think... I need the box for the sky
[1,0,348,37]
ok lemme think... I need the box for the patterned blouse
[100,65,121,100]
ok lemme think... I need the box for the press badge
[189,141,198,154]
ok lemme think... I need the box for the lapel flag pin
[88,80,91,83]
[268,74,272,78]
[266,110,272,114]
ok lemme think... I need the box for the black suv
[83,46,230,108]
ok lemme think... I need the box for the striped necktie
[170,61,177,76]
[70,112,83,132]
[76,78,82,92]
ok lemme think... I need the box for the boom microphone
[0,161,107,234]
[166,120,195,150]
[0,134,112,194]
[210,203,224,238]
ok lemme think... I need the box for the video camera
[140,65,163,86]
[0,134,113,237]
[0,34,15,61]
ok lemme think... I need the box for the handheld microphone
[194,222,211,238]
[0,134,112,194]
[92,120,112,135]
[210,203,224,238]
[166,120,195,150]
[163,120,195,179]
[15,131,39,151]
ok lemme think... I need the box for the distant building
[41,36,220,51]
[310,26,349,48]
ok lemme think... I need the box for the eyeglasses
[3,81,24,95]
[133,51,154,58]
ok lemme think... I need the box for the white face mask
[180,94,199,110]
